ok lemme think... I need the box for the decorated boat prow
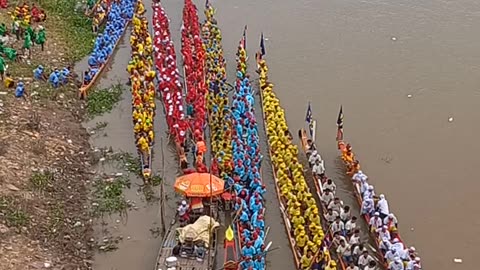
[223,225,238,270]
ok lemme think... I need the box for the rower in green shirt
[4,47,17,61]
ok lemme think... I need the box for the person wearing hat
[177,200,189,223]
[389,258,405,270]
[384,212,399,229]
[406,257,421,270]
[369,212,383,232]
[295,230,309,251]
[385,246,399,262]
[300,250,314,269]
[361,197,374,216]
[324,260,337,270]
[377,194,390,219]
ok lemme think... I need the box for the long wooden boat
[223,226,238,270]
[151,3,188,169]
[256,52,331,270]
[79,18,130,99]
[298,128,350,270]
[129,1,155,183]
[154,216,219,270]
[336,140,405,267]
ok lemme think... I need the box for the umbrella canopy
[174,172,225,197]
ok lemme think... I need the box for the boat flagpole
[305,102,315,142]
[336,105,344,142]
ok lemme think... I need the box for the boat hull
[79,20,130,99]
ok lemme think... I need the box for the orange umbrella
[174,173,225,197]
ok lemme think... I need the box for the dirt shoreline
[0,2,97,270]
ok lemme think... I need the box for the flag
[336,105,344,141]
[242,25,247,49]
[260,32,266,56]
[305,103,314,137]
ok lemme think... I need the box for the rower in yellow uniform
[300,250,314,270]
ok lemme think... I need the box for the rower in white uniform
[361,197,374,216]
[322,178,336,194]
[377,194,390,219]
[389,258,405,270]
[369,212,383,231]
[384,213,398,229]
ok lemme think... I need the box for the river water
[210,0,478,269]
[78,0,479,269]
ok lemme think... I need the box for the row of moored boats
[77,0,423,269]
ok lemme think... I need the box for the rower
[377,194,390,219]
[336,239,352,264]
[389,258,405,270]
[369,212,383,231]
[340,205,351,221]
[321,188,334,205]
[346,261,359,270]
[364,260,378,270]
[361,198,374,216]
[306,139,316,157]
[384,213,399,229]
[345,216,357,234]
[391,238,405,252]
[308,150,322,166]
[312,158,325,179]
[357,249,374,269]
[377,225,391,242]
[349,229,360,245]
[328,197,343,214]
[331,216,345,235]
[406,257,421,270]
[385,246,399,262]
[325,208,339,223]
[300,250,314,270]
[324,260,337,270]
[322,179,336,194]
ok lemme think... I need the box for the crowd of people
[181,0,208,171]
[304,145,378,270]
[90,0,109,33]
[82,0,133,88]
[128,0,154,179]
[231,40,266,270]
[152,2,188,163]
[201,4,233,184]
[258,56,333,270]
[335,143,422,270]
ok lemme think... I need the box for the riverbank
[0,1,97,269]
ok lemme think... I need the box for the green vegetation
[91,175,131,216]
[41,0,95,61]
[109,151,142,176]
[30,170,54,191]
[0,196,29,227]
[87,84,124,118]
[151,175,162,187]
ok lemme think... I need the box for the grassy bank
[0,1,96,269]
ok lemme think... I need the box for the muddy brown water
[74,0,479,269]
